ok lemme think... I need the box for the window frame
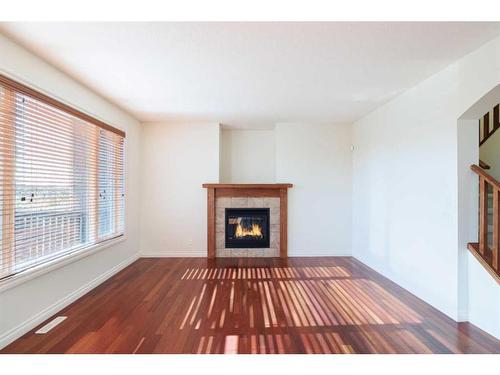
[0,73,126,288]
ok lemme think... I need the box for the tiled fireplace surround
[203,184,293,258]
[216,197,280,257]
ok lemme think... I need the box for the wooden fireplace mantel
[202,183,293,258]
[202,184,293,188]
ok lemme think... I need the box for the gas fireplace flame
[235,222,263,239]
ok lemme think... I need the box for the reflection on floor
[2,257,499,354]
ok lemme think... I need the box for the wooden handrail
[469,164,500,280]
[479,159,491,170]
[471,164,500,190]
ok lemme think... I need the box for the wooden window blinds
[0,74,125,280]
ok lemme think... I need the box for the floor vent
[35,316,67,334]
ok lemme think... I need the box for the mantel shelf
[202,183,293,189]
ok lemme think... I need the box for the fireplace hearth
[225,208,270,248]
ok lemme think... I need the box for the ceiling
[1,22,500,128]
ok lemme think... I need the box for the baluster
[479,176,488,256]
[484,112,490,140]
[494,104,499,131]
[493,187,499,271]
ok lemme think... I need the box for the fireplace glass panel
[225,208,270,248]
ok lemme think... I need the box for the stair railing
[469,164,500,282]
[479,104,500,146]
[479,159,491,170]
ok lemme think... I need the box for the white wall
[457,119,479,321]
[468,252,500,338]
[140,123,220,257]
[0,33,143,348]
[276,123,352,256]
[352,34,500,330]
[220,129,275,183]
[141,123,352,258]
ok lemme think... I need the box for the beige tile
[216,235,224,249]
[216,223,225,233]
[263,198,280,208]
[216,208,225,224]
[216,231,224,244]
[230,249,248,257]
[269,232,280,249]
[270,224,280,233]
[217,249,232,258]
[262,249,279,258]
[270,235,280,249]
[247,249,264,257]
[270,213,280,225]
[231,197,248,207]
[247,198,264,207]
[216,197,232,208]
[261,249,272,257]
[268,248,280,257]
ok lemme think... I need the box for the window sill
[0,235,127,293]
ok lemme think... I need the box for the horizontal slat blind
[0,81,125,280]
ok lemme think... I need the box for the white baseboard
[351,255,459,322]
[288,251,352,257]
[457,309,469,322]
[140,251,207,257]
[0,253,139,350]
[141,251,352,257]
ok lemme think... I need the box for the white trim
[140,250,353,257]
[0,236,126,293]
[0,253,138,350]
[457,309,469,322]
[140,251,207,257]
[288,251,353,257]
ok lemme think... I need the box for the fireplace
[203,183,292,258]
[225,208,270,248]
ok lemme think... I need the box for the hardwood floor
[2,257,499,354]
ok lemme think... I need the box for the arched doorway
[457,84,500,322]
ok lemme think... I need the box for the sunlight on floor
[178,266,423,344]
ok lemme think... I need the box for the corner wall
[352,34,500,325]
[139,122,220,257]
[0,33,143,348]
[276,123,352,256]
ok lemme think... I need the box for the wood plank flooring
[2,257,499,354]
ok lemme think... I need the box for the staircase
[467,105,500,283]
[468,165,500,283]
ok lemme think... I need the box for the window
[0,75,125,280]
